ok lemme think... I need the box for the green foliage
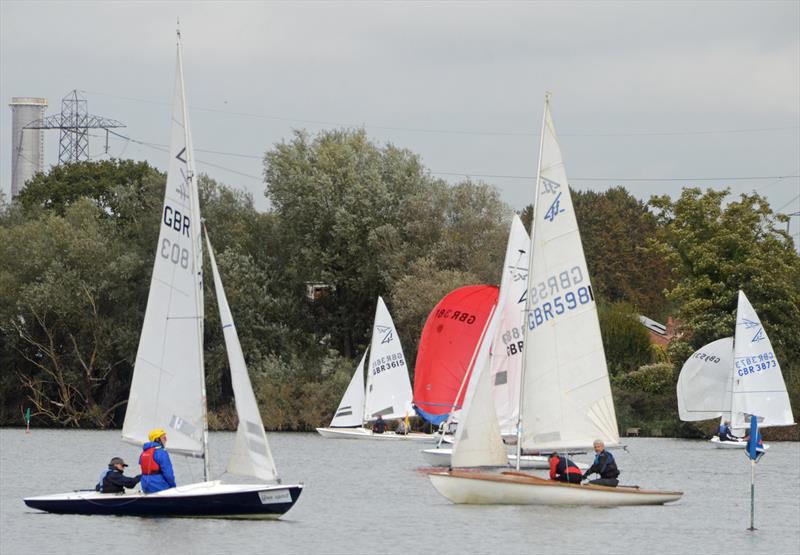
[614,363,675,395]
[598,301,654,375]
[649,188,800,366]
[572,187,672,318]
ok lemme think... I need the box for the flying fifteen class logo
[376,325,394,344]
[175,147,189,201]
[739,318,765,343]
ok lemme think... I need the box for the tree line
[1,128,798,438]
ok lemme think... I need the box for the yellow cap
[148,428,167,442]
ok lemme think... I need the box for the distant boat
[428,94,683,506]
[316,297,430,441]
[24,30,302,518]
[677,290,794,448]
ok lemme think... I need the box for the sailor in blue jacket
[139,428,177,493]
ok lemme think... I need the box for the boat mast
[515,92,550,470]
[176,25,211,482]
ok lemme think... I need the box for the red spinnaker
[412,285,499,425]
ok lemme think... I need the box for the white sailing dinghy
[24,31,302,518]
[421,215,558,469]
[677,290,794,448]
[316,297,430,441]
[428,94,682,506]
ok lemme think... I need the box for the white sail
[677,337,734,421]
[452,306,508,468]
[122,41,206,457]
[330,351,367,427]
[491,214,530,435]
[519,97,619,452]
[205,232,279,482]
[364,297,413,421]
[730,290,794,430]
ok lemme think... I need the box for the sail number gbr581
[527,265,594,330]
[160,205,192,270]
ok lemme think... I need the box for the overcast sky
[2,1,798,241]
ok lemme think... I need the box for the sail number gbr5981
[160,205,192,270]
[526,266,594,331]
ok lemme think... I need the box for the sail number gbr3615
[161,205,191,270]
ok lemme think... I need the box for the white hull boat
[709,436,769,450]
[316,427,434,442]
[429,470,682,506]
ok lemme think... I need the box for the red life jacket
[140,447,161,475]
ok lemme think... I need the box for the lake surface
[1,429,798,555]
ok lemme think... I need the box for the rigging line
[430,171,800,182]
[776,195,800,212]
[80,90,800,138]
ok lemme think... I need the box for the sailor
[372,415,386,434]
[139,428,177,493]
[95,457,141,493]
[718,420,740,442]
[548,452,583,484]
[582,439,620,487]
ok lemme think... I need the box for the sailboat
[421,215,559,469]
[316,297,429,440]
[677,290,794,448]
[24,30,302,518]
[428,94,682,506]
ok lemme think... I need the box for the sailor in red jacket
[548,452,583,484]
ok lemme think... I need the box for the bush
[616,363,675,395]
[598,301,654,375]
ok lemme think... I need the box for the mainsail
[122,38,206,457]
[677,337,734,421]
[519,96,619,452]
[205,232,279,482]
[413,285,499,425]
[491,215,530,435]
[730,291,794,430]
[363,297,413,421]
[330,351,367,427]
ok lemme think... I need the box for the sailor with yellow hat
[139,427,176,493]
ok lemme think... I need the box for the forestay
[205,233,279,482]
[519,98,619,452]
[122,44,205,457]
[330,351,367,427]
[730,291,794,430]
[363,297,413,421]
[451,305,508,467]
[491,215,530,435]
[677,337,734,421]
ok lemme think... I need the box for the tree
[648,188,800,367]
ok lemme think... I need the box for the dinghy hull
[429,470,682,506]
[708,436,770,450]
[315,427,434,441]
[24,481,302,519]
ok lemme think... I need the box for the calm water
[1,429,798,555]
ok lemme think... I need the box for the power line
[82,89,800,139]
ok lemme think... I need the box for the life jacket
[95,469,112,492]
[555,457,582,476]
[140,446,162,475]
[595,451,620,479]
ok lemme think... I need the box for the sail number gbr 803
[527,265,594,330]
[160,205,192,270]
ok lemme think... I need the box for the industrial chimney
[10,97,48,197]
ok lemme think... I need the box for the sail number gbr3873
[160,205,192,270]
[527,265,594,330]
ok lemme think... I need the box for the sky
[1,1,799,243]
